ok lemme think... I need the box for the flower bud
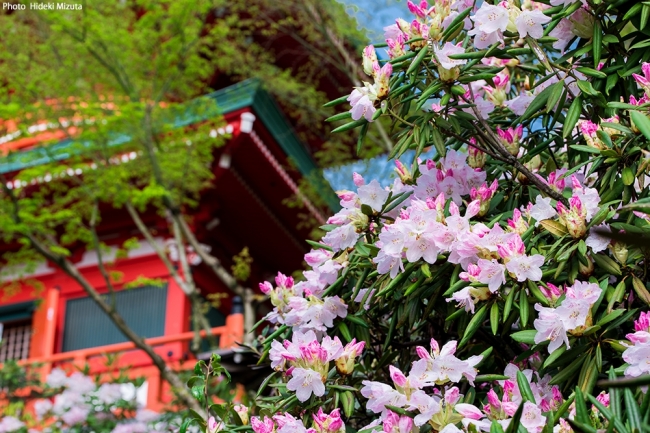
[468,141,486,169]
[389,366,407,387]
[578,254,594,277]
[313,409,345,433]
[335,340,365,376]
[394,160,412,183]
[375,63,393,99]
[609,239,628,265]
[362,46,378,77]
[557,196,587,238]
[234,405,249,425]
[496,125,523,156]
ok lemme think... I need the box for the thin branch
[89,201,117,309]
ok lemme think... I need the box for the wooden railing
[9,312,244,410]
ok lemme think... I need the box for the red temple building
[0,79,339,410]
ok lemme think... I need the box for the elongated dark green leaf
[625,388,642,433]
[491,302,499,335]
[574,387,589,423]
[476,374,509,382]
[326,111,352,122]
[356,121,369,155]
[407,46,429,75]
[547,80,564,112]
[593,21,602,68]
[517,371,536,402]
[550,356,586,385]
[323,95,350,108]
[519,290,529,327]
[521,81,561,121]
[331,118,368,133]
[631,111,650,141]
[510,330,537,344]
[563,96,582,137]
[459,304,488,347]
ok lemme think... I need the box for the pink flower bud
[353,172,365,187]
[259,281,273,295]
[445,387,461,405]
[415,346,430,359]
[430,338,440,354]
[635,312,650,332]
[389,366,407,387]
[487,389,501,409]
[251,416,274,433]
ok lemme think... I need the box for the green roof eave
[0,79,340,211]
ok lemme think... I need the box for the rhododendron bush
[192,0,650,432]
[0,362,180,433]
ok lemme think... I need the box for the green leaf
[542,344,567,369]
[491,302,499,335]
[337,321,352,342]
[622,167,635,186]
[323,95,351,108]
[326,111,352,122]
[591,254,622,276]
[517,370,536,403]
[547,80,564,113]
[331,118,368,133]
[519,290,529,327]
[441,7,472,38]
[570,145,601,154]
[563,96,582,137]
[491,420,506,433]
[407,46,429,75]
[625,388,642,433]
[576,67,606,79]
[631,111,650,141]
[305,240,333,252]
[459,304,488,347]
[476,374,509,382]
[179,418,195,433]
[341,391,355,418]
[510,330,537,344]
[521,81,561,121]
[356,121,369,155]
[592,21,602,68]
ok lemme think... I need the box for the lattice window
[0,321,32,362]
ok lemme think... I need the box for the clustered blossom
[30,369,167,433]
[361,338,481,427]
[348,46,392,122]
[269,330,364,401]
[623,312,650,379]
[526,173,606,251]
[534,281,603,353]
[259,268,347,332]
[251,409,344,433]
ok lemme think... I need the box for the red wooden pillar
[29,288,59,380]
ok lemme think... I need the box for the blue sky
[337,0,405,43]
[325,1,413,191]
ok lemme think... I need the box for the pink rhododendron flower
[287,367,326,402]
[348,86,377,122]
[358,179,390,212]
[633,62,650,96]
[515,10,551,38]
